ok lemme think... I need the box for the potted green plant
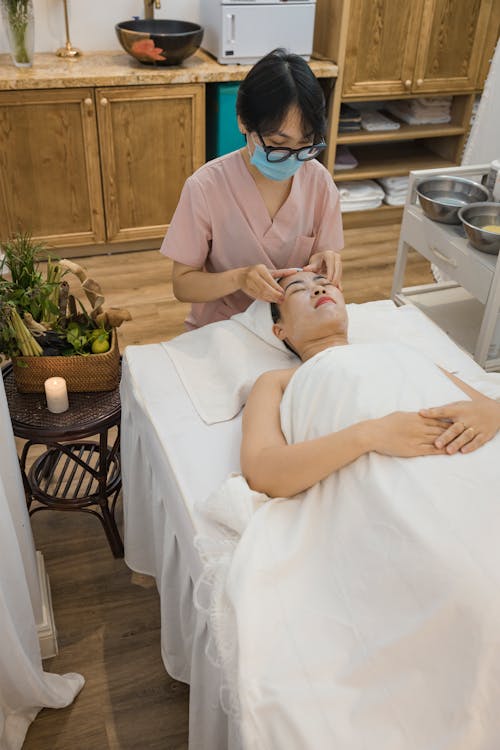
[0,233,131,392]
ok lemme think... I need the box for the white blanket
[161,299,496,425]
[195,342,500,750]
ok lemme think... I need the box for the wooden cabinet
[342,0,424,98]
[413,0,492,94]
[314,0,498,227]
[0,83,204,249]
[96,84,204,244]
[342,0,493,98]
[0,88,105,248]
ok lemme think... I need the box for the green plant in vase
[0,0,34,67]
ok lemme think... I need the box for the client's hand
[303,251,343,289]
[419,396,500,454]
[371,411,448,457]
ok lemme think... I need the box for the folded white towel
[383,193,408,206]
[386,99,451,125]
[378,176,410,192]
[338,180,385,200]
[360,110,400,131]
[340,197,383,211]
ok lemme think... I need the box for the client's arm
[241,369,447,498]
[420,370,500,454]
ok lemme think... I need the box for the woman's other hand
[303,251,343,289]
[237,265,296,303]
[369,411,448,457]
[420,396,500,454]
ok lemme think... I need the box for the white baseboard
[36,551,59,660]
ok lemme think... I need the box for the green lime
[91,335,110,354]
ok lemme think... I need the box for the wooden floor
[23,224,432,750]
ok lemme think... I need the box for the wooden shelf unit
[314,0,500,227]
[334,141,457,182]
[336,122,466,146]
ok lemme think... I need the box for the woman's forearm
[172,265,243,303]
[244,421,374,498]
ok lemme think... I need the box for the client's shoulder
[253,367,298,393]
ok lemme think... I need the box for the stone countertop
[0,49,338,90]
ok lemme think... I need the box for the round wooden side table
[2,364,124,558]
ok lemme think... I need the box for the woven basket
[12,329,120,393]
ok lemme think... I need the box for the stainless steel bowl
[416,176,490,224]
[458,202,500,255]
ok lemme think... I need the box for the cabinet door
[413,0,493,93]
[96,84,205,243]
[343,0,425,98]
[0,88,105,247]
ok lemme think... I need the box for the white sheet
[161,299,490,425]
[120,301,500,750]
[196,342,500,750]
[0,377,84,750]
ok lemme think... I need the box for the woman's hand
[369,411,448,457]
[420,396,500,454]
[303,251,343,289]
[237,265,296,303]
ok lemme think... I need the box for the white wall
[0,0,200,55]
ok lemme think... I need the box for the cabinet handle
[83,97,93,108]
[404,79,412,89]
[416,78,423,87]
[431,247,458,268]
[100,97,109,107]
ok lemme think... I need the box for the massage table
[120,299,498,750]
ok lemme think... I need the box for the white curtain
[0,375,84,750]
[463,38,500,164]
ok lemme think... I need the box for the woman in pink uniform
[160,48,343,329]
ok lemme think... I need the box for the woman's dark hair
[270,301,281,323]
[269,301,299,357]
[236,48,327,142]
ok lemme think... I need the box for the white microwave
[200,0,317,65]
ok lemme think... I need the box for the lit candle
[44,377,69,413]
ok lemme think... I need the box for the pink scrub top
[160,149,343,329]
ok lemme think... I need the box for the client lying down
[198,271,500,750]
[242,271,500,497]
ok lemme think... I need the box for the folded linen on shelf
[360,110,400,131]
[334,145,359,171]
[341,197,383,212]
[378,175,410,192]
[383,193,407,206]
[339,104,362,132]
[339,179,385,212]
[385,97,452,125]
[339,180,385,200]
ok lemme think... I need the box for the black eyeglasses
[256,132,326,163]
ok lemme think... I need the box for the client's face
[273,271,348,354]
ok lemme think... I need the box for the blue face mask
[249,142,304,182]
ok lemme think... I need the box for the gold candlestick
[56,0,82,58]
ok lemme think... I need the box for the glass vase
[1,0,35,68]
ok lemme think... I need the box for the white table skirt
[120,345,242,750]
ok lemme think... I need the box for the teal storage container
[206,82,246,161]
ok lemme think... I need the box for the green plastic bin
[206,82,246,161]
